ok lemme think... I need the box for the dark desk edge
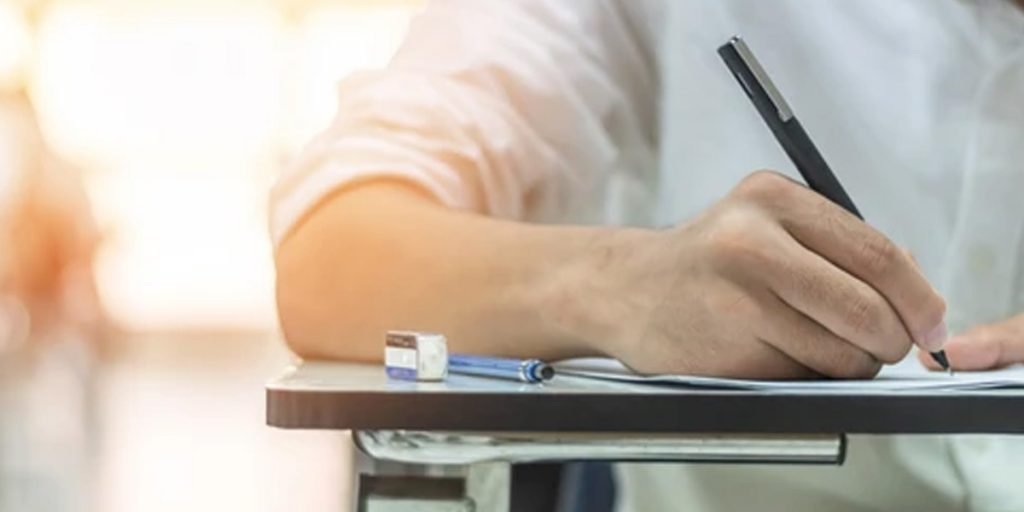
[266,388,1024,434]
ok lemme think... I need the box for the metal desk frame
[267,362,1024,512]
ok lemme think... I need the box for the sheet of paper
[555,357,1024,393]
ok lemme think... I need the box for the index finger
[741,172,948,351]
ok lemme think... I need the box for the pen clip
[727,36,794,123]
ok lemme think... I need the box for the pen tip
[930,350,952,374]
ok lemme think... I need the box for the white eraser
[385,331,448,381]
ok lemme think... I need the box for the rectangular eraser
[385,331,448,382]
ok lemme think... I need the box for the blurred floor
[93,331,350,512]
[0,331,94,512]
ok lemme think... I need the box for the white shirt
[271,1,1024,509]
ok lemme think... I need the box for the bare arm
[275,182,637,362]
[273,1,661,361]
[276,172,947,379]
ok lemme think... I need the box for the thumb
[918,319,1024,371]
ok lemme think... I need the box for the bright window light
[29,2,418,332]
[0,3,31,91]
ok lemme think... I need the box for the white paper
[555,357,1024,393]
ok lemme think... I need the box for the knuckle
[843,296,883,337]
[707,212,771,267]
[794,267,830,305]
[815,198,851,235]
[734,170,792,205]
[857,236,901,278]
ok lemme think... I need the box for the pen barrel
[718,37,863,221]
[776,119,863,220]
[448,355,551,383]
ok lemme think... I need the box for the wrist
[536,225,661,358]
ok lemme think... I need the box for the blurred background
[0,0,420,510]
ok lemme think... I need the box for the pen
[717,35,952,374]
[448,354,555,383]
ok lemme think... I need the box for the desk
[267,362,1024,511]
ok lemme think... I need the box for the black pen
[717,36,952,374]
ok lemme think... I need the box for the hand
[576,171,948,379]
[918,314,1024,371]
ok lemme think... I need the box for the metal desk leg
[352,445,510,512]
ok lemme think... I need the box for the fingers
[918,317,1024,371]
[764,235,913,365]
[756,289,882,379]
[733,171,947,351]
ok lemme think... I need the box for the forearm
[275,182,649,362]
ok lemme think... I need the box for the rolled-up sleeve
[270,0,659,247]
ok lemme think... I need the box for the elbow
[275,230,354,361]
[273,186,416,362]
[275,242,323,360]
[276,293,319,361]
